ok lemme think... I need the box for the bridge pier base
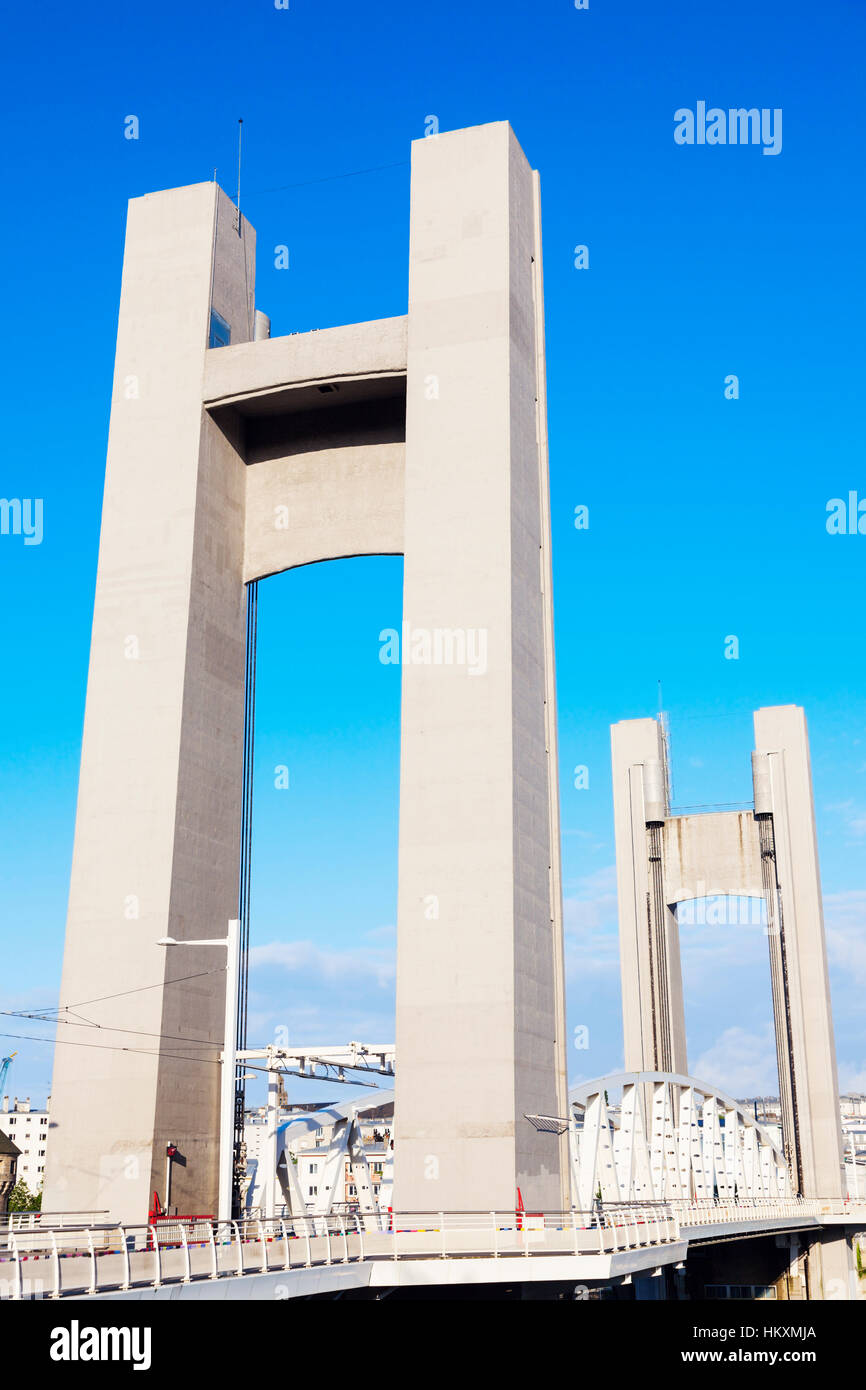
[807,1230,860,1301]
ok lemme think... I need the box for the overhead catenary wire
[0,968,232,1065]
[244,159,407,199]
[5,967,226,1018]
[1,1011,224,1051]
[0,1031,224,1066]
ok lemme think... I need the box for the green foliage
[7,1179,42,1212]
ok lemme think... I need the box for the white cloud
[244,938,397,1070]
[563,864,620,978]
[823,799,866,839]
[364,924,396,943]
[692,1025,779,1098]
[824,891,866,988]
[838,1062,866,1093]
[249,938,395,990]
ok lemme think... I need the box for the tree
[7,1179,41,1212]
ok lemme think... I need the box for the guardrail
[4,1211,110,1235]
[0,1207,679,1300]
[668,1196,866,1226]
[5,1198,863,1297]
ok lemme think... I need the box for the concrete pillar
[393,123,568,1213]
[611,717,687,1074]
[753,706,845,1201]
[807,1231,858,1300]
[754,706,853,1297]
[42,185,254,1223]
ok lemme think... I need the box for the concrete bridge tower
[43,122,569,1224]
[612,705,851,1294]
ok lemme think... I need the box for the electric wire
[246,160,407,198]
[9,968,226,1017]
[0,1031,222,1066]
[1,1012,223,1051]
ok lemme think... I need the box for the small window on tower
[209,309,231,349]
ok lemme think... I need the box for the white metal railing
[4,1211,110,1234]
[669,1195,866,1226]
[0,1207,680,1300]
[9,1198,861,1299]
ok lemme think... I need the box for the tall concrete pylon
[612,705,844,1197]
[612,705,852,1295]
[43,122,569,1224]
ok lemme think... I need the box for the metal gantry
[232,1045,395,1222]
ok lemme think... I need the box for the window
[308,1186,317,1197]
[309,1163,318,1174]
[705,1283,777,1300]
[208,308,231,349]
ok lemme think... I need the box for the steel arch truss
[569,1072,792,1210]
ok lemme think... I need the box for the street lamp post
[264,1057,279,1219]
[157,919,241,1224]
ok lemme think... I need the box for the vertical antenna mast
[235,118,243,233]
[657,679,672,810]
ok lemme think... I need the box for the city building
[0,1099,49,1195]
[740,1094,866,1199]
[242,1100,393,1215]
[0,1130,20,1215]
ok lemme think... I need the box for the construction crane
[0,1052,17,1097]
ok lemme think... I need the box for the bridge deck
[3,1203,864,1301]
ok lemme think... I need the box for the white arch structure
[568,1072,791,1212]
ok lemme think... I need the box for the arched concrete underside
[204,316,409,582]
[662,811,764,906]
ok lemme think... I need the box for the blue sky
[1,0,865,1110]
